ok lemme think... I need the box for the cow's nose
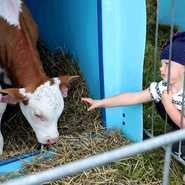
[47,137,58,144]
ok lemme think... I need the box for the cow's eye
[34,111,43,120]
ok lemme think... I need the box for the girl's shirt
[149,80,183,111]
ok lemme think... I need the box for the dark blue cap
[160,31,185,66]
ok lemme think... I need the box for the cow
[0,0,78,155]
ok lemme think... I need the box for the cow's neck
[0,1,49,89]
[7,51,49,89]
[6,24,48,88]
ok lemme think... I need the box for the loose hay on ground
[0,41,103,159]
[0,41,132,184]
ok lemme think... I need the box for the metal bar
[162,144,172,185]
[171,152,185,166]
[151,0,160,137]
[178,64,185,157]
[143,127,154,138]
[164,0,175,134]
[144,126,185,165]
[153,0,159,82]
[2,129,185,185]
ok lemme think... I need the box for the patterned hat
[160,31,185,66]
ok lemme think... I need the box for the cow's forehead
[32,82,62,109]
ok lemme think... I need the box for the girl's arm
[81,88,152,111]
[162,90,185,128]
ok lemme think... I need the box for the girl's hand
[81,97,102,111]
[161,90,173,107]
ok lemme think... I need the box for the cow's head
[0,76,78,144]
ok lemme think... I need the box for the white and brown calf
[0,0,78,155]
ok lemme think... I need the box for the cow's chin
[35,133,59,145]
[29,124,59,145]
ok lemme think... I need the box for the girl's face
[160,59,184,85]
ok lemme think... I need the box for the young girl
[81,31,185,157]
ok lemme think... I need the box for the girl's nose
[160,63,165,72]
[159,65,163,71]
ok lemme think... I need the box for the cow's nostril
[47,138,58,144]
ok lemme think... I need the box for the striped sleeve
[149,81,167,103]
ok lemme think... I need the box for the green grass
[140,1,185,184]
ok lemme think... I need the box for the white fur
[0,71,64,154]
[0,0,22,28]
[19,88,32,100]
[0,69,10,153]
[0,85,7,154]
[19,80,64,144]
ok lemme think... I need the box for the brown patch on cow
[22,98,29,105]
[49,78,55,86]
[58,76,79,87]
[0,1,48,88]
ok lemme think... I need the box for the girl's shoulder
[158,80,168,89]
[150,80,167,91]
[149,81,166,102]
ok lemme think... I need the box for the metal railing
[1,129,185,185]
[145,0,185,167]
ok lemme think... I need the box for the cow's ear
[56,76,79,87]
[0,88,25,102]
